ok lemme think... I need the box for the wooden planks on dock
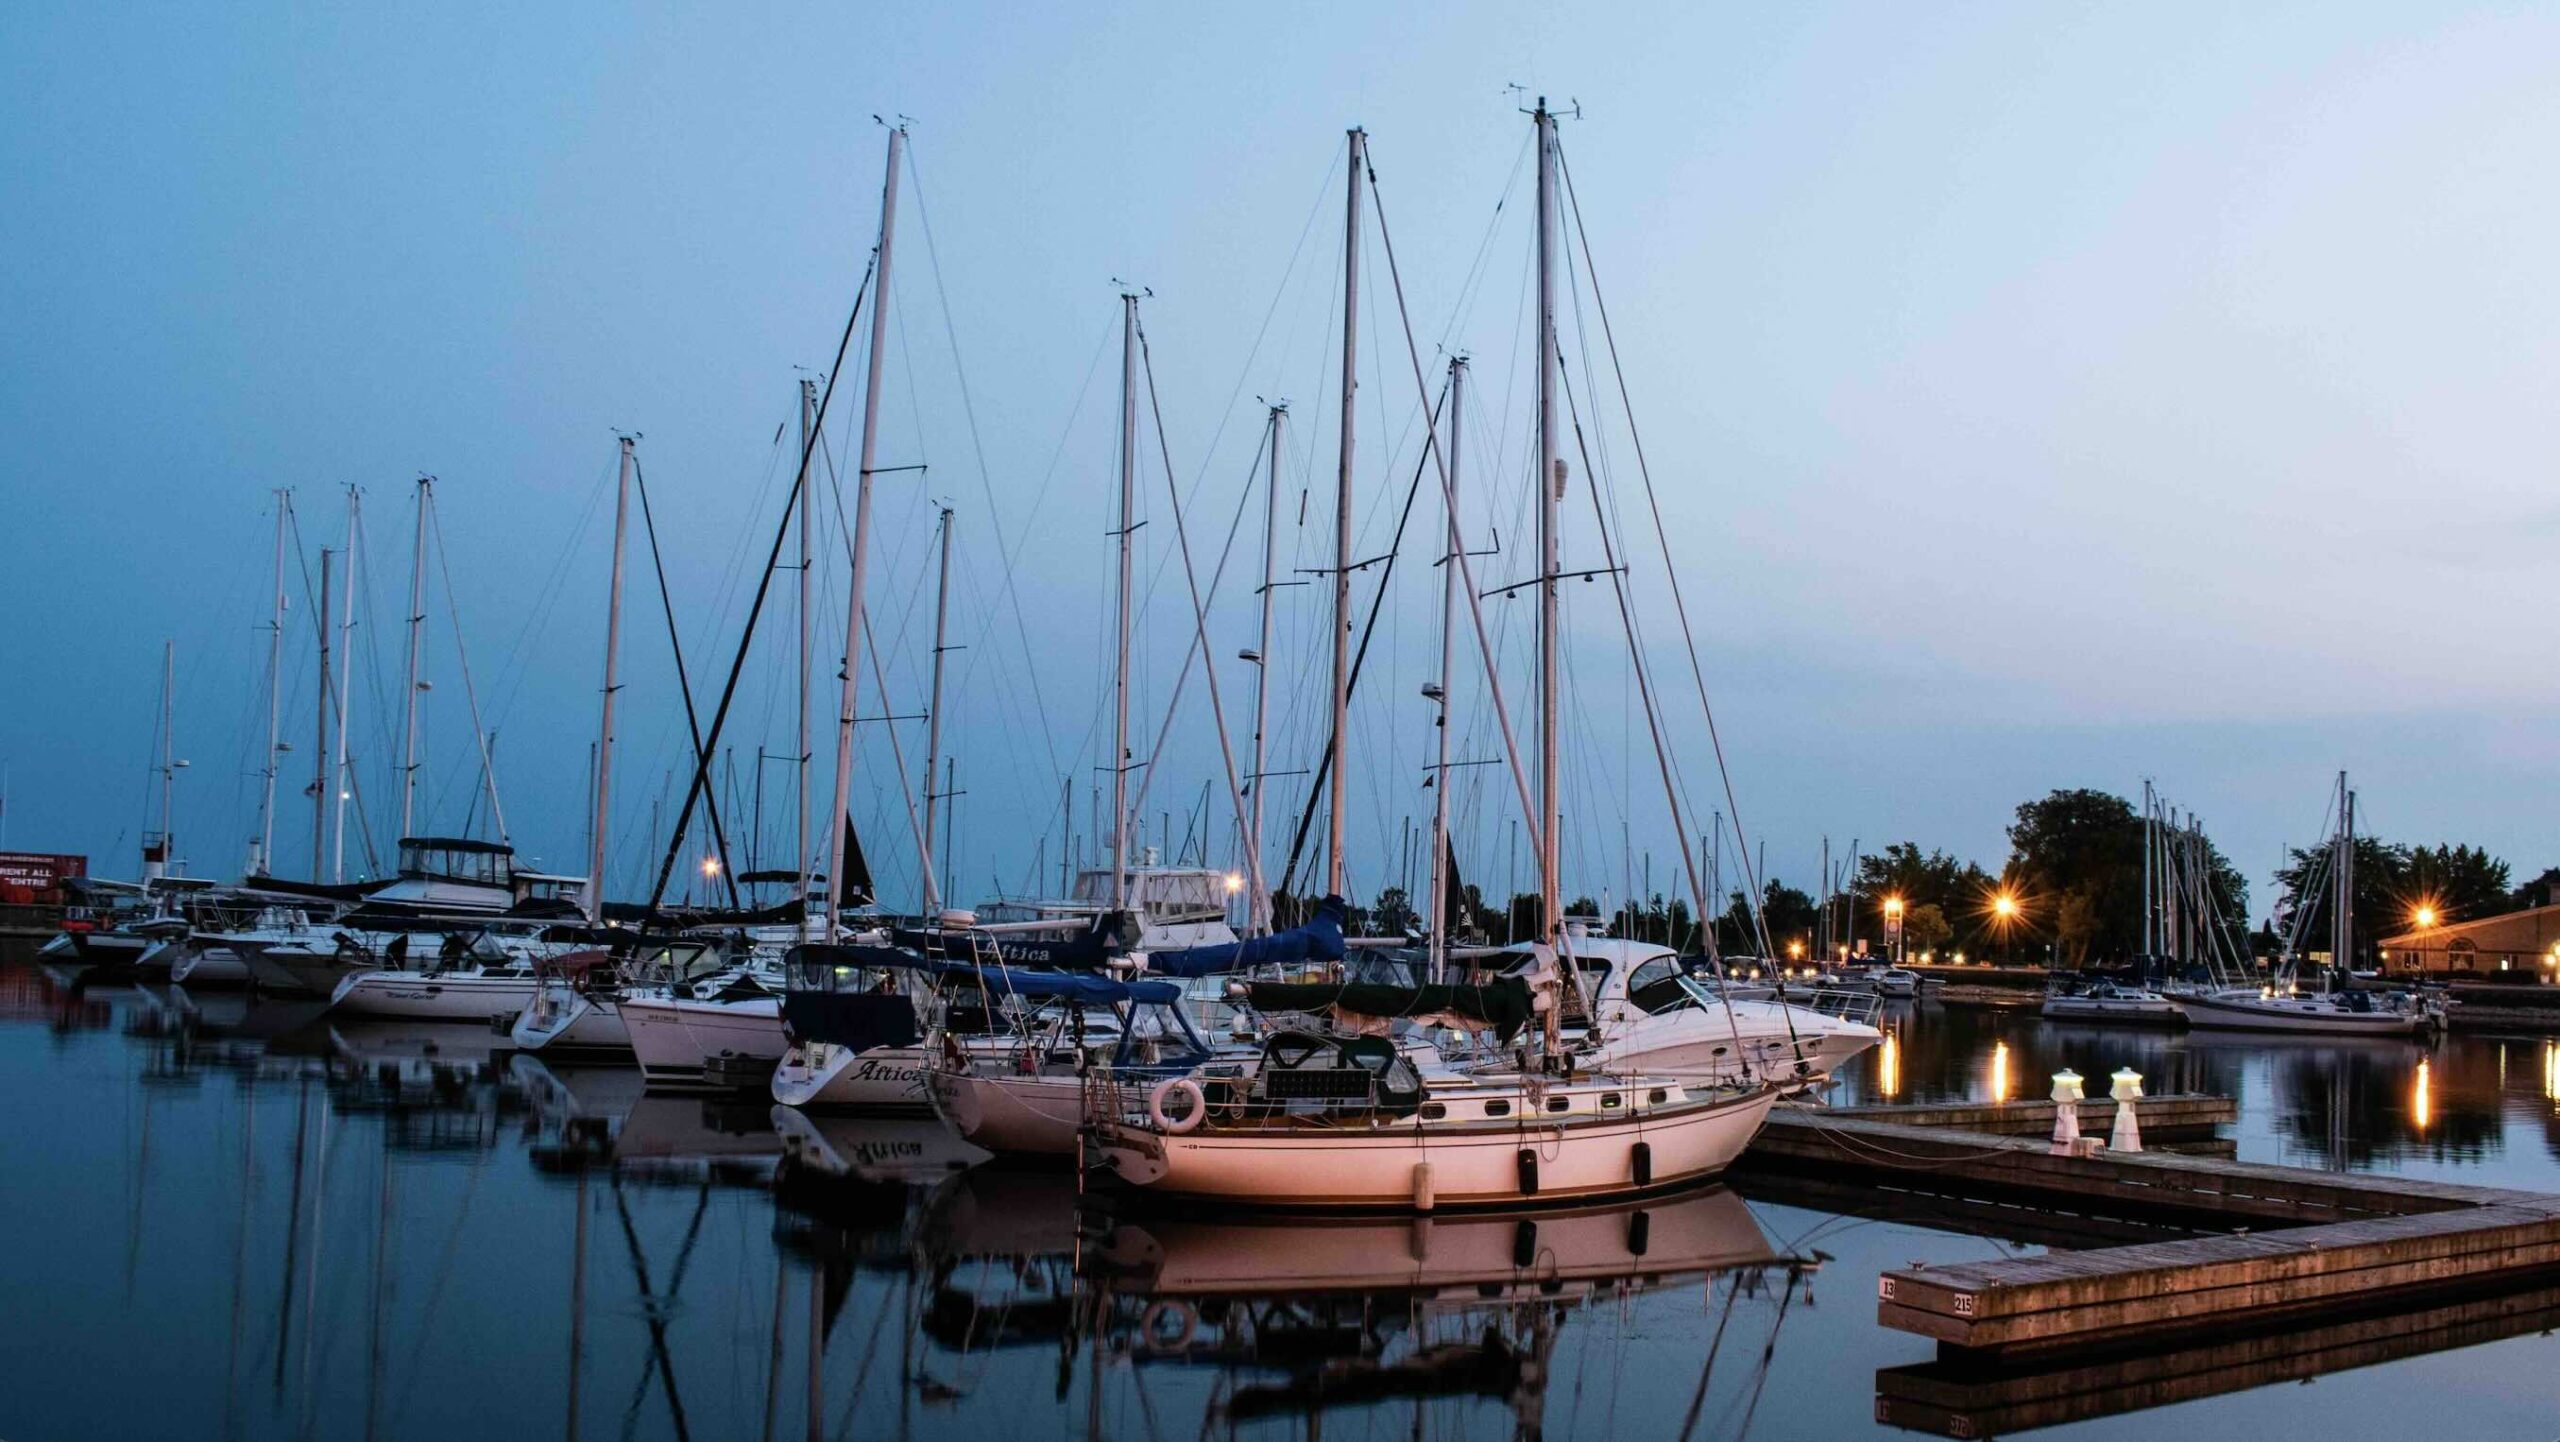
[1755,1103,2560,1356]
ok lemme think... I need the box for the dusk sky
[7,3,2559,926]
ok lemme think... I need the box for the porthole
[1601,1093,1624,1109]
[1546,1097,1570,1113]
[1420,1102,1447,1121]
[1648,1088,1669,1104]
[1485,1099,1511,1118]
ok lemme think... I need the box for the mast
[1428,357,1466,975]
[823,123,904,931]
[312,546,332,880]
[329,486,359,883]
[2142,781,2155,958]
[796,377,817,940]
[1533,100,1563,946]
[586,438,633,925]
[253,489,290,876]
[1248,404,1284,935]
[398,477,430,840]
[1328,127,1364,902]
[1110,290,1138,912]
[150,639,175,882]
[2344,773,2355,978]
[919,505,954,912]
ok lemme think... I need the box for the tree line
[1311,787,2553,969]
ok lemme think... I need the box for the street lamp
[1884,896,1905,966]
[1993,890,2021,966]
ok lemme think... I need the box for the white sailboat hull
[767,1040,937,1111]
[929,1068,1083,1155]
[621,994,786,1090]
[509,992,632,1056]
[2041,996,2188,1025]
[1096,1085,1778,1210]
[330,970,538,1022]
[2177,991,2432,1036]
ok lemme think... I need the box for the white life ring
[1148,1077,1207,1134]
[1139,1298,1198,1352]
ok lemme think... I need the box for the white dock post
[2109,1068,2145,1153]
[2051,1070,2085,1154]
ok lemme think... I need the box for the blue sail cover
[1144,895,1349,978]
[786,944,1180,1005]
[961,967,1184,1006]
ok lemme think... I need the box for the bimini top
[1146,894,1349,978]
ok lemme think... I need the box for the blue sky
[6,3,2559,922]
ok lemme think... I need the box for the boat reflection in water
[1080,1184,1808,1431]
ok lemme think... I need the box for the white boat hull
[2177,991,2432,1036]
[621,994,786,1090]
[509,992,632,1056]
[1096,1085,1778,1210]
[330,970,537,1022]
[929,1068,1084,1155]
[2041,997,2188,1025]
[769,1041,939,1112]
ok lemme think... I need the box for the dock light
[1885,897,1904,916]
[1952,950,1965,966]
[1789,940,1805,960]
[1994,892,2019,920]
[2109,1068,2145,1153]
[2415,905,2438,928]
[701,856,721,878]
[1223,872,1243,895]
[2051,1069,2084,1152]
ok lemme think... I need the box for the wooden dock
[1745,1099,2560,1359]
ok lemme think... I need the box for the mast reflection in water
[24,969,2560,1439]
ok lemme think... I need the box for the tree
[1901,902,1953,952]
[1855,842,1995,951]
[1720,880,1817,959]
[2278,837,2513,965]
[1371,885,1416,936]
[2008,788,2245,966]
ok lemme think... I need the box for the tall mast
[1533,100,1563,945]
[1248,403,1285,935]
[329,486,360,883]
[2344,773,2355,978]
[1428,357,1466,975]
[253,488,290,876]
[796,376,816,940]
[587,438,633,924]
[823,123,904,930]
[1109,291,1138,912]
[150,638,175,882]
[919,505,954,913]
[398,477,430,839]
[313,546,332,880]
[1328,127,1365,902]
[2141,781,2155,957]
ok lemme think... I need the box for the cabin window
[1626,956,1686,1014]
[1546,1097,1570,1113]
[1484,1099,1511,1118]
[1600,1093,1624,1109]
[1648,1088,1669,1104]
[1419,1102,1447,1121]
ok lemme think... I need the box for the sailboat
[2178,773,2441,1037]
[1089,109,1781,1210]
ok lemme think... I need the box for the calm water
[6,970,2560,1441]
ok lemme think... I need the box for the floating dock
[1744,1099,2560,1361]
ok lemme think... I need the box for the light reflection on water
[12,970,2560,1440]
[1833,997,2560,1187]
